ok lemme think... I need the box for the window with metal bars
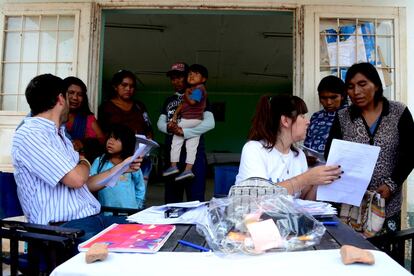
[1,15,75,112]
[319,18,394,99]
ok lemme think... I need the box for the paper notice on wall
[325,25,367,67]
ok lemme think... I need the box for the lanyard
[361,115,382,145]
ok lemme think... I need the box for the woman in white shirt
[236,94,342,199]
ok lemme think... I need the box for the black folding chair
[368,228,414,273]
[0,171,84,276]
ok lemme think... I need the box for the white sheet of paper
[96,136,159,187]
[316,139,380,206]
[126,201,208,225]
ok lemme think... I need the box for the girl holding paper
[325,62,414,234]
[236,94,342,199]
[89,124,146,210]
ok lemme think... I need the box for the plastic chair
[213,165,239,197]
[0,171,84,276]
[0,172,23,220]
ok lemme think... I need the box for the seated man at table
[11,74,141,242]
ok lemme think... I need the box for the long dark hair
[248,94,308,154]
[345,62,384,105]
[110,70,137,98]
[97,124,136,173]
[63,76,92,116]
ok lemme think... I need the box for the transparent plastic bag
[196,178,325,254]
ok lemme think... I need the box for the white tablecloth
[51,249,410,276]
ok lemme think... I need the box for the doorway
[100,9,294,154]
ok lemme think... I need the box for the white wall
[1,0,412,108]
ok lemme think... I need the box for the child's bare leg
[184,163,193,171]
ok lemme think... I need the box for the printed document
[96,135,159,187]
[316,139,380,206]
[127,201,208,224]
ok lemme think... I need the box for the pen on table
[322,221,339,226]
[178,240,211,252]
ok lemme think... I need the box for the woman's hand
[124,156,143,173]
[376,184,391,200]
[302,165,343,186]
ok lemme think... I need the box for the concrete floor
[145,177,215,207]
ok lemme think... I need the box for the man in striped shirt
[12,74,141,242]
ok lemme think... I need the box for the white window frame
[303,4,408,228]
[302,5,407,114]
[0,3,93,172]
[0,2,94,113]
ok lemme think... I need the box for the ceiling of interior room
[102,10,293,93]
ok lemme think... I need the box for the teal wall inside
[100,10,293,154]
[133,85,291,154]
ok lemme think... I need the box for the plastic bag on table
[196,177,325,254]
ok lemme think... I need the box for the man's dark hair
[25,74,65,116]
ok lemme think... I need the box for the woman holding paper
[235,94,342,199]
[325,62,414,234]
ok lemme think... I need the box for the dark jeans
[164,135,207,203]
[60,213,127,244]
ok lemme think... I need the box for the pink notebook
[78,223,176,253]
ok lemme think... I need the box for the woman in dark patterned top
[304,75,347,154]
[325,62,414,234]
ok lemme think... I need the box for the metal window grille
[1,15,76,112]
[319,18,395,99]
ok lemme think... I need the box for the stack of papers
[127,201,208,224]
[293,199,337,216]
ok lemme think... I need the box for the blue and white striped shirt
[11,117,100,224]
